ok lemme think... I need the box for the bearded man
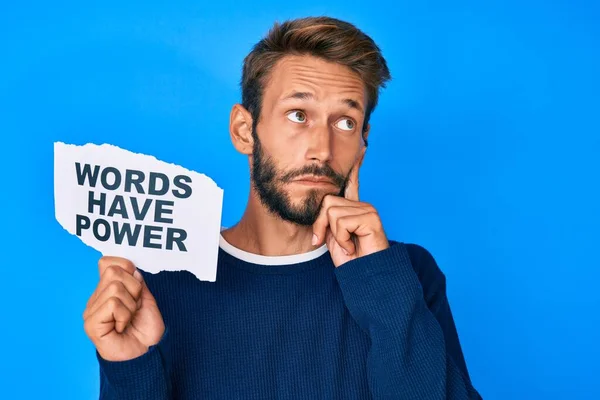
[83,16,482,400]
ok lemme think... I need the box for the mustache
[281,164,346,187]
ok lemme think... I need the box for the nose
[305,123,332,163]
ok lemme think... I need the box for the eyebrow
[280,91,364,113]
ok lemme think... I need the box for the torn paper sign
[54,142,224,282]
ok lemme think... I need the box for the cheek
[331,136,361,166]
[263,124,307,161]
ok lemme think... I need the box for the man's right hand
[83,256,165,362]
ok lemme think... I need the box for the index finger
[98,256,136,277]
[86,257,142,314]
[344,165,359,202]
[344,149,364,202]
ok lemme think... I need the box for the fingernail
[312,234,318,246]
[133,269,143,282]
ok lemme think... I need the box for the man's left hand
[312,156,389,268]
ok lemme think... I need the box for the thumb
[133,270,156,304]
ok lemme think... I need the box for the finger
[312,196,373,246]
[85,280,138,320]
[85,296,133,338]
[344,148,365,202]
[332,213,375,255]
[325,228,340,256]
[87,264,143,310]
[325,206,371,242]
[99,265,143,300]
[98,256,136,277]
[136,271,155,302]
[103,297,133,334]
[313,195,335,246]
[344,165,360,202]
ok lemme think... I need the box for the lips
[292,176,335,185]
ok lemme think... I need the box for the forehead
[263,55,366,106]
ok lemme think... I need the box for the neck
[222,189,319,257]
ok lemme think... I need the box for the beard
[251,129,349,226]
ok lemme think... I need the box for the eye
[286,110,307,123]
[335,118,356,131]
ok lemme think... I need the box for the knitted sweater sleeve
[96,327,174,400]
[334,242,482,399]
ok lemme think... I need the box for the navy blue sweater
[96,239,481,399]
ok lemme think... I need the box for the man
[83,16,482,399]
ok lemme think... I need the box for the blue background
[1,1,598,399]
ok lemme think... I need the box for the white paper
[54,142,224,282]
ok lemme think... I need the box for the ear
[229,104,254,155]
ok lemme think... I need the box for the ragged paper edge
[53,141,224,281]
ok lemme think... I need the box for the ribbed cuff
[334,243,423,333]
[334,242,416,282]
[97,327,172,399]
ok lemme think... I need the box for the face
[249,55,368,226]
